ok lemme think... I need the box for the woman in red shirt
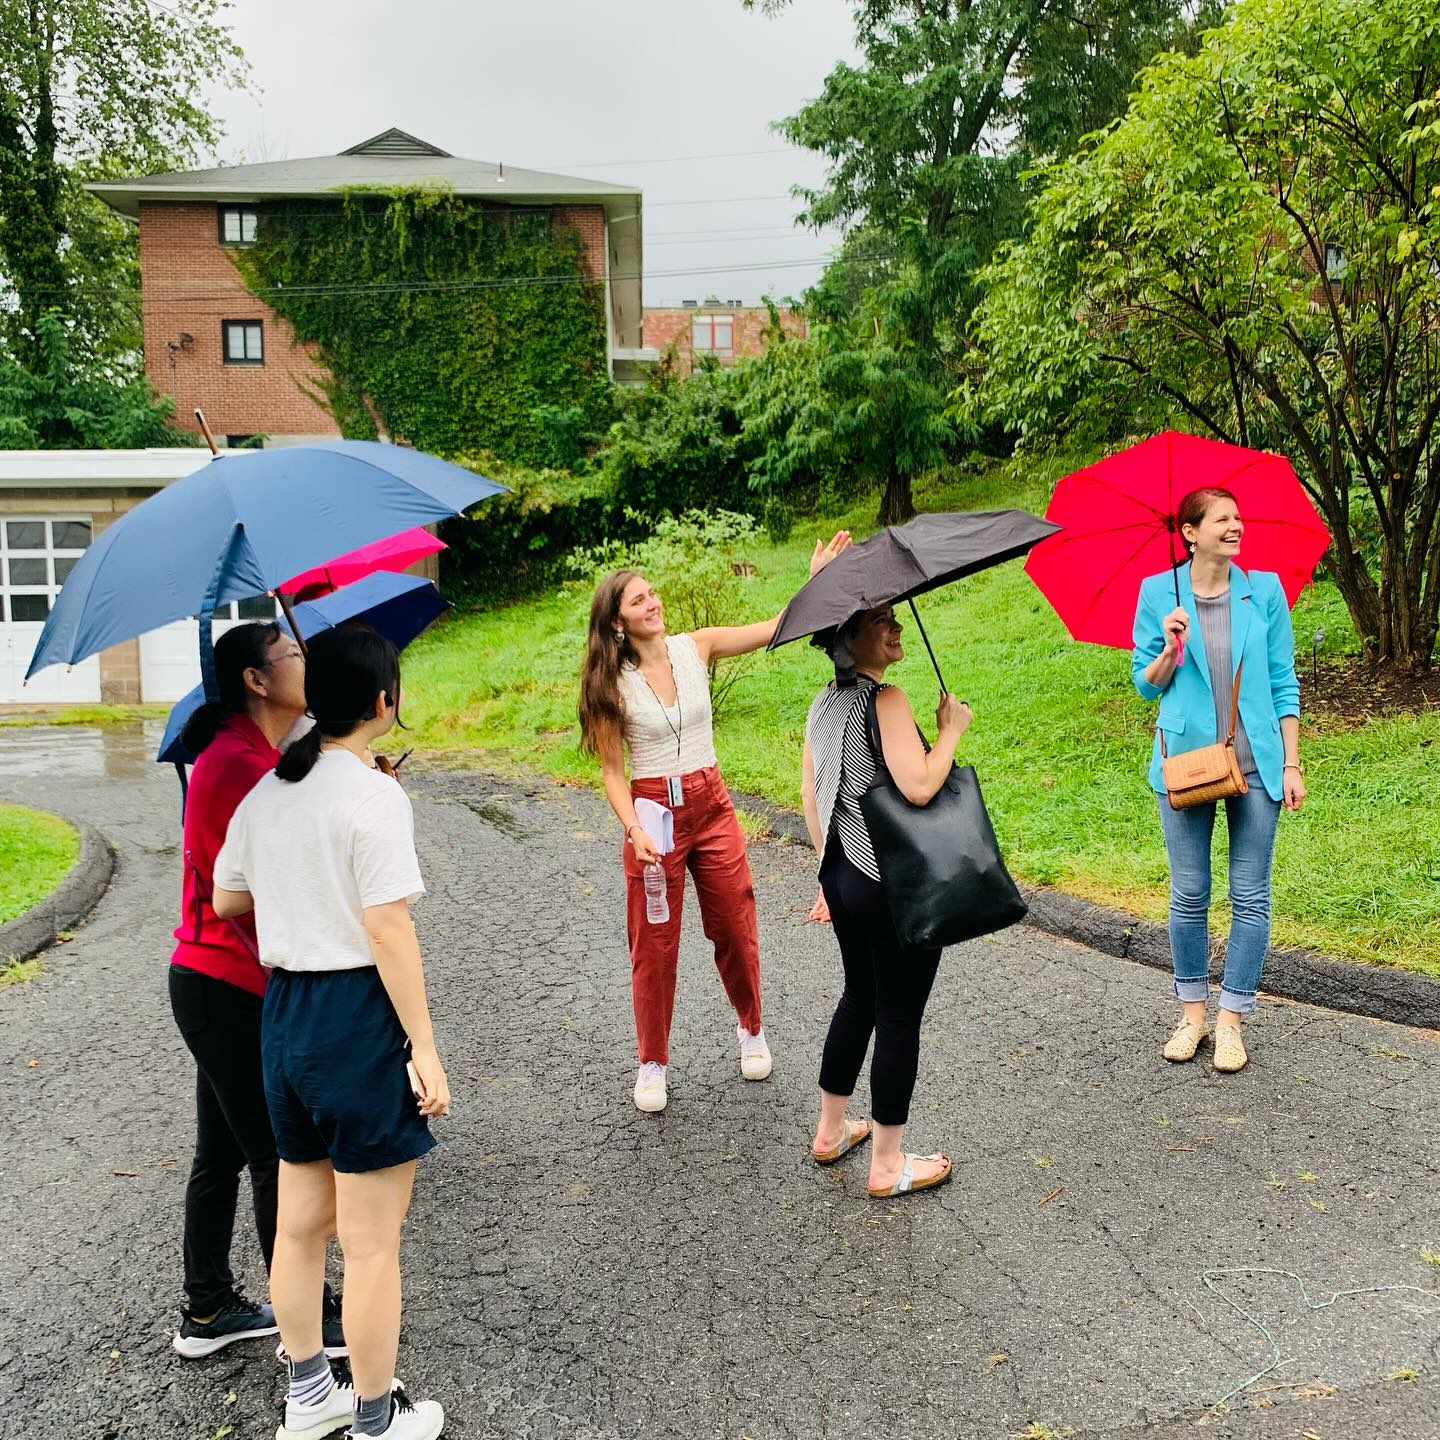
[168,621,332,1358]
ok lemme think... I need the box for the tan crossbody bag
[1160,662,1248,810]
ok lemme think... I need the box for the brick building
[642,303,807,376]
[87,128,651,444]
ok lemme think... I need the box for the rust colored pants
[624,766,763,1066]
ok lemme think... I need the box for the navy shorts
[261,966,436,1174]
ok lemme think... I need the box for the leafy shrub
[567,508,764,713]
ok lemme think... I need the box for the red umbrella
[1024,431,1331,654]
[282,527,446,599]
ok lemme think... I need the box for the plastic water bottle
[643,863,669,924]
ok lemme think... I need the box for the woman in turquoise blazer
[1131,486,1305,1073]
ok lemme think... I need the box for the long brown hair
[578,569,641,758]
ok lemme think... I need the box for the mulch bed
[1300,655,1440,725]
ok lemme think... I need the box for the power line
[540,147,795,170]
[32,249,893,303]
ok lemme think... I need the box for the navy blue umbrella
[156,571,448,767]
[26,441,502,687]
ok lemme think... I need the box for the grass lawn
[400,454,1440,976]
[0,705,167,728]
[0,803,79,929]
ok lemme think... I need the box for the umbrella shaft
[278,591,309,655]
[906,600,948,694]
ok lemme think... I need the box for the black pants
[169,964,278,1315]
[818,847,942,1127]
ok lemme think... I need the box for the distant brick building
[88,128,650,445]
[643,303,807,376]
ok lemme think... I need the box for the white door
[0,516,102,704]
[138,597,281,703]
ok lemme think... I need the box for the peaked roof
[85,129,640,217]
[341,127,451,158]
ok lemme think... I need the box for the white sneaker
[347,1388,444,1440]
[738,1024,772,1081]
[276,1364,355,1440]
[633,1061,668,1112]
[278,1365,399,1440]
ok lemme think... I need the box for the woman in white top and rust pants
[578,534,850,1113]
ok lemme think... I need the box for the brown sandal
[868,1152,952,1198]
[811,1118,872,1166]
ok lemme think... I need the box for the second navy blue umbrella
[156,571,448,767]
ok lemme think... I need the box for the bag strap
[1158,661,1243,759]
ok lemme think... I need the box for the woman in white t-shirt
[213,626,447,1440]
[577,533,851,1114]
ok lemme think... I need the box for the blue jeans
[1157,774,1280,1015]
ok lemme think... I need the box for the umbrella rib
[1068,469,1172,520]
[1066,525,1176,639]
[1029,518,1163,550]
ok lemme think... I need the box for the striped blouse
[806,678,883,881]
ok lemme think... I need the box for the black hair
[179,621,285,756]
[276,624,403,783]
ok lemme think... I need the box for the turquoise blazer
[1131,565,1300,802]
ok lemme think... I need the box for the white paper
[634,797,675,855]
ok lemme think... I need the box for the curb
[0,816,115,966]
[730,789,1440,1032]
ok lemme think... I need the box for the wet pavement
[1,723,1438,1440]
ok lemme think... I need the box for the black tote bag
[856,687,1028,950]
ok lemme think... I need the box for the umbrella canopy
[156,571,448,766]
[283,527,446,598]
[27,440,502,680]
[1024,431,1331,650]
[769,510,1060,686]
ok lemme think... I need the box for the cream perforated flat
[1212,1025,1248,1073]
[1162,1018,1210,1063]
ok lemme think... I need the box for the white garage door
[0,517,101,704]
[138,596,281,703]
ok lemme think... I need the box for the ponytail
[276,624,402,784]
[275,725,324,783]
[179,622,283,756]
[578,569,639,758]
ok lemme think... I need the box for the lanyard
[639,643,684,769]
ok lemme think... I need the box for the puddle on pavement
[458,796,525,837]
[0,721,167,781]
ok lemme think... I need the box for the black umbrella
[768,509,1061,691]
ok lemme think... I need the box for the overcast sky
[204,0,858,306]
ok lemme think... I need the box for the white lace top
[619,634,718,779]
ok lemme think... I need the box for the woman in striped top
[801,604,971,1198]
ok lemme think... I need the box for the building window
[0,516,91,624]
[218,205,258,245]
[222,320,264,365]
[692,314,735,357]
[1324,244,1347,281]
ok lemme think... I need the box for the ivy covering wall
[235,186,614,465]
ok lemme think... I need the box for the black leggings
[817,847,941,1126]
[169,964,278,1315]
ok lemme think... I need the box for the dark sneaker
[347,1387,444,1440]
[275,1290,347,1363]
[172,1289,278,1358]
[322,1288,347,1358]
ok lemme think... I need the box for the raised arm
[1133,579,1187,700]
[693,530,852,664]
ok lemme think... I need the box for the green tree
[0,308,182,447]
[742,281,955,526]
[968,0,1440,673]
[0,0,243,362]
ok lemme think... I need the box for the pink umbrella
[282,527,446,598]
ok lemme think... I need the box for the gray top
[1192,593,1255,775]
